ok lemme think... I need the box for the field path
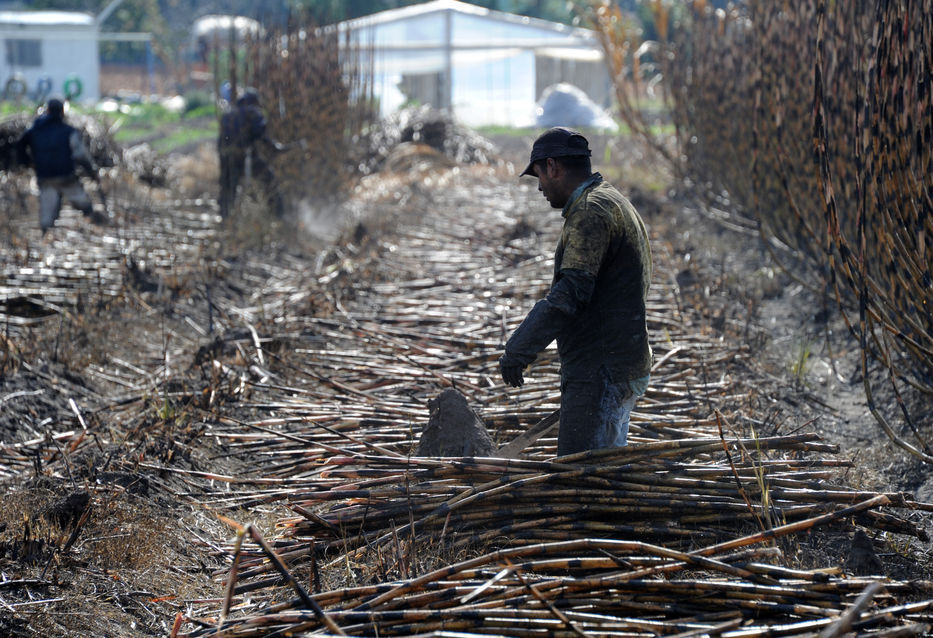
[1,165,931,636]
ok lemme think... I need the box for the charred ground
[1,122,931,636]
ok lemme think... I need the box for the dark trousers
[557,366,638,456]
[218,149,283,218]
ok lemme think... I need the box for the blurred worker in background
[217,88,285,218]
[499,127,653,456]
[16,98,104,234]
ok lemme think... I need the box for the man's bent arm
[504,268,595,363]
[69,131,98,176]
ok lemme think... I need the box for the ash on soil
[0,118,930,636]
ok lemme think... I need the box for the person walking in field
[217,89,285,218]
[15,98,104,234]
[499,127,653,456]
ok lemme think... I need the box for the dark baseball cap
[46,98,65,116]
[520,127,591,177]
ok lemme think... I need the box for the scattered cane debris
[0,111,930,637]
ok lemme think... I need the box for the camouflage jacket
[553,173,652,381]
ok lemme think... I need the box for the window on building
[5,39,42,67]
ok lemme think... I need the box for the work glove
[499,298,565,388]
[499,272,594,389]
[499,352,530,387]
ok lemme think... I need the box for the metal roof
[342,0,596,45]
[0,10,95,27]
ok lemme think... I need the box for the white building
[0,10,100,103]
[339,0,612,128]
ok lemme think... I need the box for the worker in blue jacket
[16,98,103,234]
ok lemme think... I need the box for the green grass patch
[476,125,531,137]
[109,102,218,152]
[478,119,673,138]
[0,102,38,117]
[109,103,183,141]
[148,121,217,154]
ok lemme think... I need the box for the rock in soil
[417,388,496,457]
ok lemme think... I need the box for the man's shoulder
[44,118,75,133]
[23,117,72,138]
[587,179,626,203]
[239,104,263,118]
[570,179,627,217]
[590,181,644,222]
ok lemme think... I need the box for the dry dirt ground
[1,131,931,636]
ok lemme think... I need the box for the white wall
[342,3,603,128]
[452,50,535,127]
[1,22,100,103]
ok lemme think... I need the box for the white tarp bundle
[536,82,617,131]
